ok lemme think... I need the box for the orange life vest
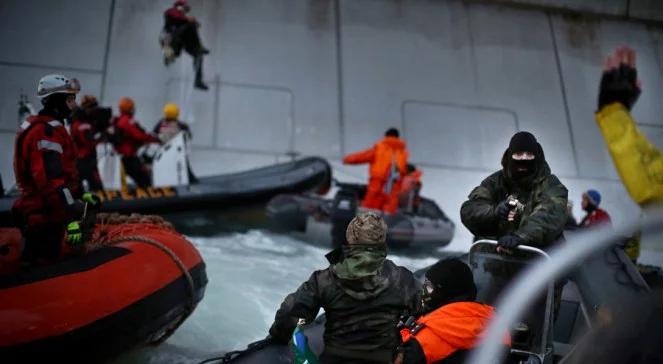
[400,302,508,364]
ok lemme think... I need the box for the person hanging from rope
[161,0,210,90]
[12,74,99,266]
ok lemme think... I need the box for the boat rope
[196,337,274,364]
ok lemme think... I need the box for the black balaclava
[40,93,73,121]
[508,131,539,181]
[422,258,477,313]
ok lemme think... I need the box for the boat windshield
[469,242,552,357]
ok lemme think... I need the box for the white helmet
[37,74,81,98]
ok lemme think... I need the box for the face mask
[509,158,536,180]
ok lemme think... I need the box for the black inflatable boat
[201,238,656,364]
[0,157,331,226]
[266,182,455,250]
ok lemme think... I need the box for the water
[112,229,447,364]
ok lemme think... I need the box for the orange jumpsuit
[400,302,508,364]
[343,136,408,214]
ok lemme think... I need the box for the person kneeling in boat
[269,212,420,364]
[12,74,99,265]
[343,128,409,214]
[398,164,423,213]
[395,259,505,364]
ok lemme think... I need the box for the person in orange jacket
[395,259,507,364]
[343,128,409,214]
[112,97,160,188]
[399,164,423,213]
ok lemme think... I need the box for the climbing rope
[89,213,197,345]
[197,337,274,364]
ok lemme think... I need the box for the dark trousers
[169,23,205,83]
[170,22,203,56]
[122,156,151,188]
[77,155,104,191]
[21,221,65,264]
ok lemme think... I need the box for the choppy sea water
[112,229,446,364]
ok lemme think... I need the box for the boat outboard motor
[330,188,358,248]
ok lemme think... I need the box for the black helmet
[422,259,477,312]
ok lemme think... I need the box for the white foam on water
[112,230,440,363]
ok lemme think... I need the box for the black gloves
[496,200,511,220]
[498,234,523,249]
[598,63,641,111]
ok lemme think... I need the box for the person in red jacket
[112,97,160,188]
[343,128,409,214]
[395,259,507,364]
[579,189,612,228]
[13,74,85,264]
[70,95,104,191]
[162,0,209,90]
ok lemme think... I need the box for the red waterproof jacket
[580,208,612,228]
[164,7,190,29]
[112,114,159,157]
[70,118,99,159]
[400,302,508,364]
[13,115,79,223]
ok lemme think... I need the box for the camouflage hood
[331,244,390,300]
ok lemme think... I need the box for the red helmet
[174,0,189,7]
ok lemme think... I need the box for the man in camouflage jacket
[461,131,568,250]
[269,212,420,364]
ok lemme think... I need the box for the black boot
[193,55,208,91]
[194,79,209,90]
